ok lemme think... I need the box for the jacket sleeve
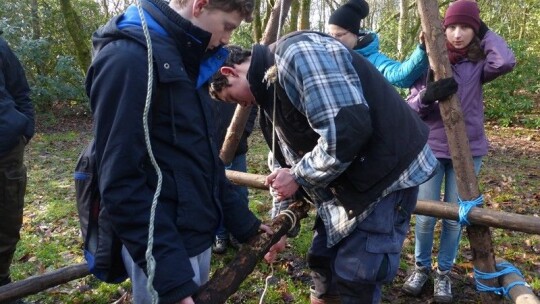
[405,72,434,118]
[0,39,35,141]
[372,44,429,88]
[481,30,516,83]
[220,166,261,242]
[87,41,198,301]
[276,36,372,189]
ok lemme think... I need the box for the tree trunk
[252,0,262,42]
[58,0,91,72]
[30,0,40,40]
[416,0,501,302]
[288,0,299,33]
[299,0,311,30]
[397,0,408,59]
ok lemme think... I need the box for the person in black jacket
[0,33,35,288]
[210,33,437,304]
[86,1,271,303]
[211,86,258,254]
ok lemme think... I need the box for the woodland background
[1,0,539,303]
[1,0,539,127]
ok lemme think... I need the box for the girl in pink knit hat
[403,1,516,302]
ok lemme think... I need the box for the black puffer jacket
[0,36,34,156]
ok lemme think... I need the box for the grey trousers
[121,246,211,303]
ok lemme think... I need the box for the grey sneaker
[434,269,453,303]
[212,237,228,254]
[402,265,430,296]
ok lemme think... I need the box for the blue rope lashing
[474,262,529,298]
[457,195,483,225]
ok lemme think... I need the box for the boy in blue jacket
[86,0,271,303]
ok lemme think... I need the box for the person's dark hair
[209,45,251,100]
[174,0,255,22]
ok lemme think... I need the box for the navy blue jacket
[85,0,260,302]
[0,37,34,156]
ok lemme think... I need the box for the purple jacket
[407,30,515,158]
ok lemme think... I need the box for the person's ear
[192,0,208,17]
[220,66,238,77]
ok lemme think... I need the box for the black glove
[421,77,458,105]
[478,21,489,40]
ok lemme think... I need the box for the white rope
[261,3,287,303]
[258,263,274,304]
[279,209,297,232]
[134,1,161,303]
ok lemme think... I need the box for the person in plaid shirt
[210,31,437,304]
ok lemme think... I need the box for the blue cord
[458,195,483,225]
[474,262,529,297]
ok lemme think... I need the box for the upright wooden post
[416,0,501,302]
[218,0,293,164]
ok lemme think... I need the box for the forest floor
[12,114,540,304]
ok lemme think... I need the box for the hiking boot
[212,237,228,254]
[434,268,453,303]
[402,265,430,296]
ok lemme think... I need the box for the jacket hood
[355,32,379,57]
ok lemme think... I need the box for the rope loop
[279,209,297,232]
[457,195,483,225]
[474,262,529,298]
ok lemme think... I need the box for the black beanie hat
[328,0,370,35]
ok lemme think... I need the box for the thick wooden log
[496,258,540,304]
[416,0,500,302]
[193,199,311,304]
[0,263,89,302]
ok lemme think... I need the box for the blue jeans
[309,187,418,304]
[414,156,483,271]
[121,246,211,304]
[216,153,249,239]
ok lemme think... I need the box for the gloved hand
[421,77,458,105]
[478,21,489,39]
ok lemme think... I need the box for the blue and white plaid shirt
[271,33,437,247]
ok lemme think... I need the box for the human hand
[421,77,458,105]
[259,223,274,235]
[419,31,426,49]
[264,236,287,263]
[265,168,299,201]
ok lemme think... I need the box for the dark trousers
[0,139,27,283]
[308,186,419,304]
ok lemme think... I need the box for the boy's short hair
[175,0,255,22]
[209,45,251,100]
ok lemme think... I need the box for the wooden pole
[193,199,311,304]
[417,0,499,301]
[0,263,89,303]
[219,105,254,165]
[227,170,540,235]
[496,258,540,304]
[218,0,293,164]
